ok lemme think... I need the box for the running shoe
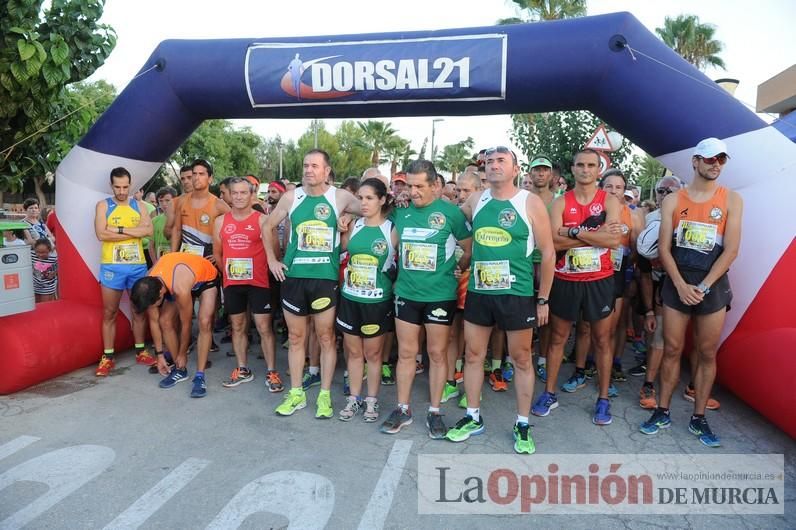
[95,356,115,377]
[445,415,485,442]
[639,385,657,409]
[583,362,597,379]
[531,391,559,417]
[631,340,647,354]
[426,412,448,439]
[339,395,362,421]
[380,407,413,434]
[440,382,459,403]
[592,398,613,426]
[190,375,207,398]
[266,370,284,393]
[363,397,380,422]
[415,360,425,374]
[513,422,536,454]
[501,361,515,382]
[135,350,157,366]
[302,371,321,391]
[611,365,627,382]
[381,363,396,385]
[159,367,188,388]
[535,363,547,383]
[688,416,721,448]
[629,362,647,377]
[608,383,619,398]
[561,373,586,393]
[343,373,350,396]
[640,408,671,435]
[209,340,219,353]
[222,367,254,388]
[683,385,720,410]
[275,388,307,416]
[489,369,508,392]
[453,370,464,384]
[316,390,333,419]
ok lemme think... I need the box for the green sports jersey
[342,218,395,303]
[394,198,471,302]
[151,213,170,258]
[284,186,340,281]
[468,189,535,296]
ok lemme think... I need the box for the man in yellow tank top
[93,167,154,377]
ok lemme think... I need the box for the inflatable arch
[2,12,794,436]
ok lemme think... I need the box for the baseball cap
[693,137,729,158]
[529,156,553,168]
[392,172,407,183]
[623,190,635,200]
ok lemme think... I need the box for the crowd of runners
[92,137,741,454]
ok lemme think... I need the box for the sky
[87,0,796,167]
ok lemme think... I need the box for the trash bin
[0,220,36,317]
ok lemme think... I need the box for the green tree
[1,0,116,202]
[333,120,371,178]
[170,120,266,180]
[497,0,586,24]
[297,121,343,182]
[357,120,397,166]
[633,154,666,201]
[656,14,726,71]
[382,135,415,177]
[435,137,475,181]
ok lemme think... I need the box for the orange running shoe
[135,349,157,366]
[639,385,657,409]
[95,356,115,377]
[683,385,720,410]
[489,369,508,392]
[266,370,285,393]
[454,371,464,384]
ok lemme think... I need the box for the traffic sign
[585,124,613,151]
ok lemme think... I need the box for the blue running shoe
[688,416,721,448]
[592,398,612,425]
[561,373,586,393]
[302,371,321,391]
[632,340,648,354]
[190,375,207,398]
[608,383,619,398]
[531,391,559,417]
[159,367,188,389]
[640,408,671,435]
[535,363,547,383]
[502,361,515,382]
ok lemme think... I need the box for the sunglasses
[484,146,517,163]
[697,153,728,166]
[656,187,675,195]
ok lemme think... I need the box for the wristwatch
[537,297,549,305]
[117,226,124,234]
[697,282,711,295]
[567,226,581,239]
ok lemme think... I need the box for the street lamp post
[430,118,444,161]
[278,145,283,180]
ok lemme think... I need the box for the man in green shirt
[380,160,472,439]
[149,186,178,264]
[265,149,360,419]
[445,146,555,454]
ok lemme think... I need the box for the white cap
[693,137,729,158]
[623,190,635,200]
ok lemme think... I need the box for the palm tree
[357,120,398,166]
[436,137,475,182]
[655,15,726,71]
[383,136,415,176]
[497,0,586,24]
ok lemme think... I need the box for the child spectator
[31,238,58,302]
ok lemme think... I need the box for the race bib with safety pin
[676,220,717,253]
[402,242,437,272]
[473,260,513,290]
[112,243,142,264]
[565,247,601,273]
[226,258,253,281]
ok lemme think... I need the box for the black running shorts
[281,277,338,316]
[336,297,394,337]
[661,271,732,316]
[549,276,615,322]
[394,296,456,326]
[463,291,537,331]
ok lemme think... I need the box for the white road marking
[0,436,39,462]
[206,470,334,530]
[357,440,413,530]
[102,457,210,530]
[0,445,115,530]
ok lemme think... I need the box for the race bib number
[226,258,253,281]
[402,242,437,272]
[676,221,717,252]
[564,247,601,273]
[344,255,381,298]
[112,243,142,264]
[298,224,334,252]
[473,260,512,290]
[610,247,624,272]
[180,243,205,256]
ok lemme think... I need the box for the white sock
[517,415,529,425]
[416,354,423,362]
[343,370,349,377]
[309,366,319,375]
[428,406,440,413]
[466,407,480,422]
[537,357,546,367]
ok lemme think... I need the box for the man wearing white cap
[640,137,742,448]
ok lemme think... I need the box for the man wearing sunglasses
[640,137,741,448]
[532,148,623,426]
[446,146,555,454]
